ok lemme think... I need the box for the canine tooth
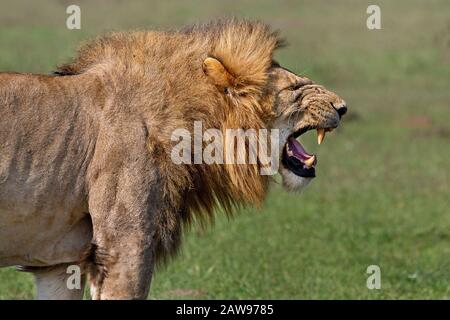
[303,155,315,168]
[317,128,325,144]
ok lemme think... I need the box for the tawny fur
[56,20,287,258]
[0,19,346,299]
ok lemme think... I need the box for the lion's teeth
[317,128,325,145]
[303,155,315,167]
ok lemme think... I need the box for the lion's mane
[57,20,284,260]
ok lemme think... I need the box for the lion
[0,20,347,299]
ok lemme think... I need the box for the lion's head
[269,66,347,191]
[199,30,347,196]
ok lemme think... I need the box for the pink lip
[287,137,317,166]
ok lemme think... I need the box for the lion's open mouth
[281,127,332,178]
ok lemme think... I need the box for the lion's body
[0,20,346,299]
[0,73,97,267]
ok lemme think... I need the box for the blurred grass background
[0,0,449,299]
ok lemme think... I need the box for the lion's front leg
[86,177,158,299]
[86,129,161,299]
[85,224,155,300]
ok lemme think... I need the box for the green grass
[0,0,449,299]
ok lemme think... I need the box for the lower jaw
[281,148,316,178]
[280,166,314,192]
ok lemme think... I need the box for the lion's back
[0,73,94,234]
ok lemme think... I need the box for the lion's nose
[333,102,347,119]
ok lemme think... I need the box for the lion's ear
[202,57,235,88]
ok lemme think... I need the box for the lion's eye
[288,83,302,91]
[223,87,229,94]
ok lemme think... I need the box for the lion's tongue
[287,137,315,162]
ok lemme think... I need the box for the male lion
[0,20,347,299]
